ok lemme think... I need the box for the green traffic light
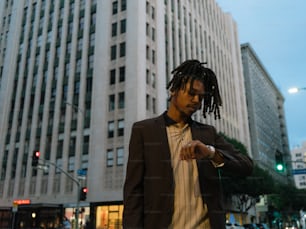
[275,151,284,172]
[276,163,284,171]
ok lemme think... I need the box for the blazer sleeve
[213,128,254,176]
[123,122,145,228]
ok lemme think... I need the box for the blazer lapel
[154,115,172,165]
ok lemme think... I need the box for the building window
[152,72,156,88]
[79,17,85,30]
[152,27,155,41]
[109,94,115,111]
[112,1,118,15]
[96,205,123,228]
[69,137,76,156]
[118,92,124,109]
[112,22,117,37]
[80,0,86,10]
[0,150,8,181]
[89,54,94,69]
[108,121,114,138]
[68,22,73,35]
[91,12,96,25]
[146,45,149,59]
[119,42,125,57]
[121,0,127,11]
[69,2,75,16]
[111,45,116,60]
[90,33,95,47]
[146,23,149,36]
[152,49,155,64]
[117,147,124,166]
[110,69,116,84]
[146,2,150,14]
[119,66,125,82]
[68,156,75,172]
[118,119,124,136]
[120,19,126,34]
[151,6,155,19]
[107,149,114,167]
[76,59,81,73]
[146,69,150,84]
[81,154,89,170]
[146,94,150,110]
[83,136,90,155]
[153,97,156,114]
[77,38,83,50]
[56,158,62,174]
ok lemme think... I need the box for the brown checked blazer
[123,113,253,229]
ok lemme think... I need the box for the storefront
[64,205,90,229]
[0,207,12,229]
[90,201,123,229]
[13,203,63,228]
[3,201,123,229]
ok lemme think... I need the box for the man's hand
[180,140,215,160]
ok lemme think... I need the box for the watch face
[208,145,215,152]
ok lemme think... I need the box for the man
[123,59,253,228]
[62,216,71,229]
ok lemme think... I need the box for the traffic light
[79,187,88,201]
[275,151,284,172]
[32,151,40,167]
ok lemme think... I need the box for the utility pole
[34,159,81,229]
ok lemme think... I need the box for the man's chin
[184,109,196,117]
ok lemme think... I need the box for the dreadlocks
[166,59,222,119]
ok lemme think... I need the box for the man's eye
[188,91,204,100]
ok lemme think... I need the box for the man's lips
[187,104,200,110]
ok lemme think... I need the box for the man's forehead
[187,79,205,91]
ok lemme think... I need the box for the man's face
[171,79,205,117]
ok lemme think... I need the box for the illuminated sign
[13,199,31,205]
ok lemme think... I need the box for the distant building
[0,0,251,227]
[241,43,291,183]
[291,141,306,189]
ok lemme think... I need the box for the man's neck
[166,110,190,127]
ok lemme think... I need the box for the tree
[219,133,276,197]
[218,133,306,223]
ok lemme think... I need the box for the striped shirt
[166,123,211,229]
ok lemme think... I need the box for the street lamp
[288,87,306,94]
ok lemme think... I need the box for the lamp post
[288,87,306,94]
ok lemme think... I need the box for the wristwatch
[206,145,215,159]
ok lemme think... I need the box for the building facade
[0,0,251,228]
[291,141,306,189]
[240,43,291,183]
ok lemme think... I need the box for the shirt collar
[163,111,193,127]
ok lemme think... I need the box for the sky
[216,0,306,149]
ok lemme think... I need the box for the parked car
[226,222,245,229]
[244,223,258,229]
[256,223,270,229]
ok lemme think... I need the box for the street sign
[77,169,87,176]
[292,169,306,175]
[77,169,87,179]
[12,203,18,212]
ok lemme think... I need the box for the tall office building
[241,43,291,183]
[0,0,251,227]
[291,141,306,189]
